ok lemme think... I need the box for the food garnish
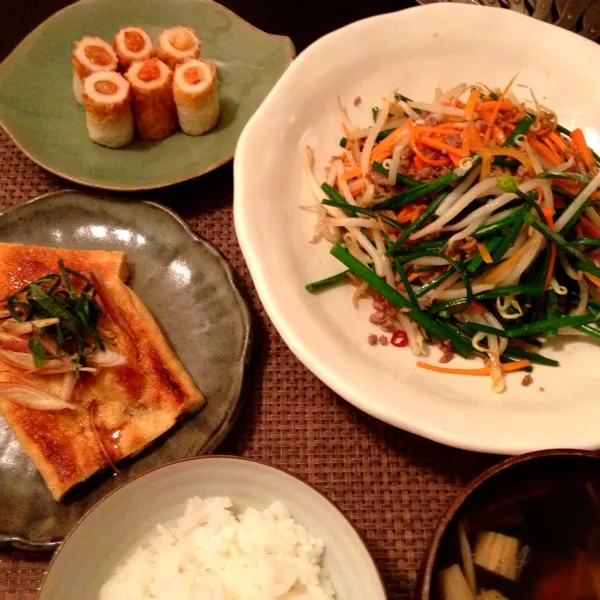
[0,260,125,403]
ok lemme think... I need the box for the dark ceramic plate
[0,190,251,550]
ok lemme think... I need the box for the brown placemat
[0,129,501,599]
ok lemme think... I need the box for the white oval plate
[38,457,385,600]
[234,3,600,454]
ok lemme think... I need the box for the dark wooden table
[0,2,503,599]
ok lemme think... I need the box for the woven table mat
[0,129,501,599]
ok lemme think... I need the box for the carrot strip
[480,149,493,180]
[481,75,517,146]
[464,89,480,122]
[542,135,563,160]
[553,179,582,195]
[413,154,425,170]
[580,216,600,239]
[475,101,513,112]
[478,234,539,285]
[570,128,596,170]
[528,137,562,167]
[470,300,485,313]
[493,126,507,146]
[411,145,449,167]
[339,166,362,181]
[476,242,494,264]
[419,135,466,159]
[541,207,556,292]
[397,204,417,223]
[370,121,410,162]
[584,272,600,288]
[416,359,532,376]
[548,131,572,157]
[410,127,449,167]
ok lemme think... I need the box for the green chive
[505,313,596,338]
[386,192,448,254]
[466,237,503,273]
[503,113,536,147]
[503,346,559,367]
[305,271,349,293]
[538,172,591,184]
[321,199,406,230]
[524,213,600,278]
[372,161,421,189]
[330,244,472,356]
[321,183,346,205]
[374,172,459,211]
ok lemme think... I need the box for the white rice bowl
[99,497,335,600]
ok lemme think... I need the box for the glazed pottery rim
[416,448,600,600]
[38,454,387,596]
[0,189,253,551]
[0,0,296,192]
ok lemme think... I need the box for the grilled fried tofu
[0,243,204,500]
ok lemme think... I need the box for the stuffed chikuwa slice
[125,58,176,141]
[72,36,118,105]
[156,26,201,70]
[173,59,219,136]
[82,71,134,148]
[113,27,154,71]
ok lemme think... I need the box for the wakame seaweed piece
[371,161,421,189]
[330,244,472,356]
[503,113,536,147]
[374,172,459,211]
[305,271,350,293]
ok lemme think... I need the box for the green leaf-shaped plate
[0,0,294,191]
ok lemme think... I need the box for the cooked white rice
[99,497,335,600]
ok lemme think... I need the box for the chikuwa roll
[72,36,118,105]
[82,71,134,148]
[113,27,154,71]
[173,59,219,136]
[156,26,201,70]
[125,58,176,141]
